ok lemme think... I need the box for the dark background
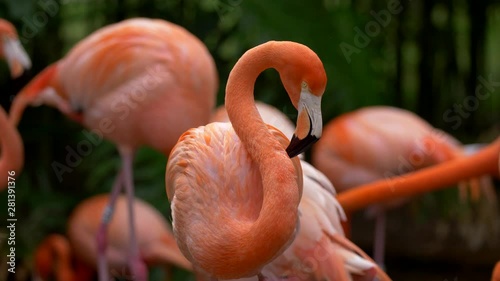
[0,0,499,280]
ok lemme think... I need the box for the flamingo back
[67,194,187,270]
[166,121,302,278]
[312,106,464,192]
[56,18,218,152]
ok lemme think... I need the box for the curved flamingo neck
[0,106,23,190]
[337,138,500,213]
[10,63,61,126]
[224,42,302,276]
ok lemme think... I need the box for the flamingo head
[0,19,31,78]
[275,41,327,158]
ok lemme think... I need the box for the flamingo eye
[301,81,308,90]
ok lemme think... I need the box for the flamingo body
[312,106,465,194]
[67,194,191,271]
[312,106,479,266]
[34,194,192,281]
[13,18,217,153]
[166,122,303,279]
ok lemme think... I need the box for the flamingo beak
[286,88,322,158]
[2,36,31,78]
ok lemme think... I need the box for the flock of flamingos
[0,16,499,281]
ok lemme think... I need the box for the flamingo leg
[96,169,124,281]
[373,210,386,270]
[119,146,148,281]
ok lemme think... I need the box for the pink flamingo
[0,19,28,190]
[0,19,31,78]
[166,41,326,280]
[10,18,218,281]
[0,106,23,190]
[492,261,500,281]
[34,194,193,281]
[311,106,492,266]
[335,137,500,212]
[211,102,390,280]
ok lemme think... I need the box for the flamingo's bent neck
[9,62,63,126]
[0,106,23,190]
[221,41,303,278]
[337,138,500,213]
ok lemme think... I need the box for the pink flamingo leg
[119,147,148,281]
[373,210,386,270]
[96,169,124,281]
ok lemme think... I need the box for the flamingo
[0,106,23,190]
[493,261,500,281]
[165,41,326,280]
[211,102,390,280]
[311,106,494,266]
[335,137,500,212]
[0,19,31,78]
[0,19,28,190]
[9,18,218,281]
[34,194,193,281]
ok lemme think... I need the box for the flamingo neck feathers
[10,62,61,126]
[0,107,23,190]
[224,42,302,275]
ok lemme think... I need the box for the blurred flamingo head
[0,19,31,78]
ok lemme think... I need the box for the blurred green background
[0,0,499,280]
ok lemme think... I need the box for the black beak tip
[286,134,319,158]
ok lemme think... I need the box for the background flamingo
[34,194,193,281]
[311,106,494,267]
[0,106,23,190]
[34,234,94,281]
[9,17,218,281]
[493,261,500,281]
[212,102,390,280]
[165,41,326,280]
[0,19,31,78]
[0,19,28,190]
[335,137,500,213]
